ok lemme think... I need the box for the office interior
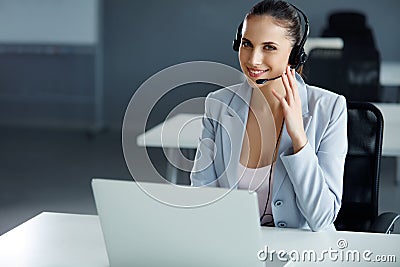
[1,0,400,236]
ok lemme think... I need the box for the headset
[232,2,310,83]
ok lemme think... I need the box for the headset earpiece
[299,49,308,65]
[289,46,308,70]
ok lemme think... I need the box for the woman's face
[239,15,293,86]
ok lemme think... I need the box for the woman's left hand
[272,66,308,153]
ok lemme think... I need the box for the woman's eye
[241,41,251,48]
[264,45,276,50]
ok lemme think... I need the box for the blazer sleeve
[190,92,219,187]
[280,95,348,231]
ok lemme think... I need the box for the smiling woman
[190,0,348,232]
[240,15,293,80]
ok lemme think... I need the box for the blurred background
[0,0,399,234]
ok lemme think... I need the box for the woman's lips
[247,67,267,78]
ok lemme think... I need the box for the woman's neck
[248,88,283,133]
[251,78,286,113]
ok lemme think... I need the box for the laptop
[92,178,288,267]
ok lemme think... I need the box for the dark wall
[103,0,400,130]
[103,0,254,130]
[0,1,398,129]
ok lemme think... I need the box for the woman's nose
[249,48,263,66]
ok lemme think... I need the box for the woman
[190,0,347,231]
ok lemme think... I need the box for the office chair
[321,11,377,51]
[345,49,381,102]
[303,48,345,94]
[334,101,400,233]
[303,48,381,102]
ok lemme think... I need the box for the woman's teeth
[249,69,265,74]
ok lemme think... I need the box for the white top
[237,162,274,226]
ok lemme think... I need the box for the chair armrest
[369,212,400,234]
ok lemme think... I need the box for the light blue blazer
[190,73,348,231]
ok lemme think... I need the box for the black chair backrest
[303,48,381,102]
[329,12,366,30]
[335,101,384,231]
[346,49,380,86]
[303,48,345,94]
[321,11,377,51]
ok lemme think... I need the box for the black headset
[232,2,310,70]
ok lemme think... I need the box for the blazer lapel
[219,82,253,188]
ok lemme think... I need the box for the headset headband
[290,3,309,54]
[232,2,310,69]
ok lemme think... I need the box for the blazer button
[277,221,287,228]
[275,200,283,207]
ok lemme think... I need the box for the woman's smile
[247,67,268,78]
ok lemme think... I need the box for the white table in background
[137,105,400,184]
[136,114,202,183]
[381,61,400,87]
[304,37,343,55]
[374,103,400,184]
[0,212,399,266]
[136,114,202,149]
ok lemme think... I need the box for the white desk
[263,227,400,266]
[381,61,400,87]
[0,212,109,267]
[374,103,400,184]
[136,113,202,149]
[304,37,344,55]
[0,212,399,266]
[374,103,400,157]
[137,104,400,184]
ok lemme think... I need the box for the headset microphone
[256,75,282,84]
[256,65,297,84]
